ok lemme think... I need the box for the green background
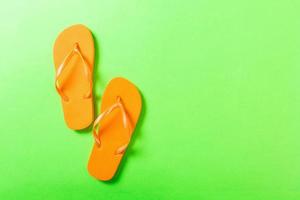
[1,0,300,199]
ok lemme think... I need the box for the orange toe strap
[55,43,92,101]
[93,96,132,155]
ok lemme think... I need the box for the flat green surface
[1,0,300,199]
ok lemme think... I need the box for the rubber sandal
[87,77,142,181]
[53,24,94,130]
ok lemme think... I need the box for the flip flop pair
[53,24,142,181]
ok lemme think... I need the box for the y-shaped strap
[93,96,132,155]
[55,43,92,101]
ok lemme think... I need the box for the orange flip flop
[53,24,94,130]
[88,77,142,181]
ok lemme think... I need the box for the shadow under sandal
[53,24,94,130]
[88,77,142,181]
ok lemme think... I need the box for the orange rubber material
[53,24,94,130]
[88,77,142,181]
